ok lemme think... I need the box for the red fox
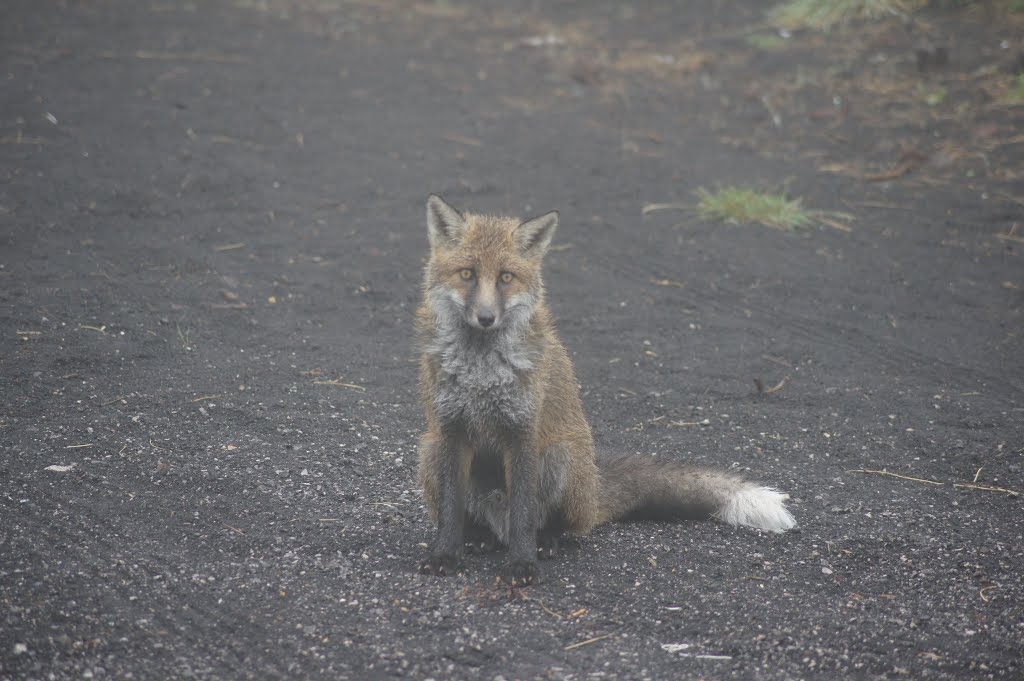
[416,195,796,584]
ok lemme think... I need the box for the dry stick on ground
[754,376,790,394]
[952,483,1020,498]
[527,596,565,620]
[820,217,853,232]
[666,420,709,427]
[863,159,918,182]
[564,633,615,651]
[842,199,915,211]
[641,202,689,216]
[995,223,1023,244]
[312,379,367,392]
[99,50,249,63]
[441,133,482,147]
[847,469,944,485]
[995,193,1024,208]
[0,132,49,145]
[848,469,1020,496]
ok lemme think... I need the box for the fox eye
[459,268,474,281]
[499,272,514,284]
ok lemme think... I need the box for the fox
[416,194,796,585]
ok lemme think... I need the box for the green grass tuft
[747,33,790,50]
[1005,73,1024,103]
[695,186,813,231]
[769,0,922,31]
[917,84,948,107]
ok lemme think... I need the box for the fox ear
[513,210,558,258]
[426,194,465,250]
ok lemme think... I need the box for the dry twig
[755,376,790,394]
[995,224,1024,244]
[667,420,709,428]
[441,133,482,147]
[846,469,943,485]
[848,469,1020,496]
[101,50,248,63]
[863,160,917,182]
[564,633,614,651]
[952,483,1019,498]
[313,379,367,392]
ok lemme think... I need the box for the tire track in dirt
[1,469,289,678]
[578,236,1022,401]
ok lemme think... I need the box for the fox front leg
[503,440,541,585]
[420,436,468,576]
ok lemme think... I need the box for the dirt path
[2,1,1021,679]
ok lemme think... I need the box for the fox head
[424,194,557,334]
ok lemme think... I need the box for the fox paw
[537,535,559,560]
[419,553,459,576]
[465,537,500,554]
[502,559,542,586]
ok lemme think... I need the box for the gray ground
[1,1,1022,679]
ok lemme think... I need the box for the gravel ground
[1,1,1022,679]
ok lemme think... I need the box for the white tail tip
[713,485,797,533]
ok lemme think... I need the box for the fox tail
[596,454,797,533]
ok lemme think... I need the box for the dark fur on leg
[421,435,465,576]
[503,438,541,584]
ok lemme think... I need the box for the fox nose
[477,311,496,328]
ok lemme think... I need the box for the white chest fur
[432,340,536,434]
[424,286,540,435]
